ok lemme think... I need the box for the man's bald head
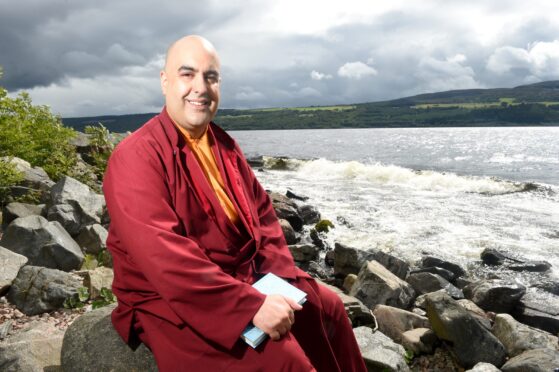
[164,35,220,72]
[160,35,221,139]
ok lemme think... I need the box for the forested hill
[62,80,559,132]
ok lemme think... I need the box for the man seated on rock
[102,35,366,372]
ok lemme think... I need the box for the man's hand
[252,295,303,341]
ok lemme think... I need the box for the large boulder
[465,362,501,372]
[61,303,157,372]
[350,260,416,310]
[372,304,430,344]
[0,321,63,372]
[401,328,438,355]
[82,267,114,300]
[463,279,526,313]
[49,176,105,226]
[406,272,463,299]
[373,251,409,280]
[0,247,28,295]
[318,281,376,327]
[421,256,465,280]
[1,157,54,203]
[75,223,108,255]
[269,192,304,231]
[297,204,320,225]
[47,203,82,236]
[7,266,82,315]
[425,291,506,368]
[1,202,46,227]
[492,313,558,357]
[501,348,559,372]
[333,243,376,276]
[0,215,84,271]
[353,327,410,372]
[288,244,318,263]
[279,219,298,245]
[512,288,559,335]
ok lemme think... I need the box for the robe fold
[103,107,366,371]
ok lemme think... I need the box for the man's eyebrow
[178,65,196,73]
[205,69,220,77]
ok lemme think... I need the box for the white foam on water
[296,158,524,195]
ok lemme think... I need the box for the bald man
[103,35,367,372]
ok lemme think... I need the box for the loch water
[230,127,559,284]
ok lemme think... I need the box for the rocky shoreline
[0,152,558,371]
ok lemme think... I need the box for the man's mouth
[186,99,209,107]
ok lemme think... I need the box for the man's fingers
[284,296,303,311]
[288,309,295,325]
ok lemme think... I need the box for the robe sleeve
[233,144,300,280]
[103,141,266,350]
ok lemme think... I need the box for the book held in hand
[241,273,307,348]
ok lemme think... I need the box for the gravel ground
[0,295,89,341]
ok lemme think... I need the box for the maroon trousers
[133,277,367,372]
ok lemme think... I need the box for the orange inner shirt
[174,123,240,226]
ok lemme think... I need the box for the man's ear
[160,70,168,95]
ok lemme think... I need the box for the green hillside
[62,81,559,132]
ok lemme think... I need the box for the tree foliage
[0,70,77,181]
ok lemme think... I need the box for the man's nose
[192,73,208,94]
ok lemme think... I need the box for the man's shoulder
[210,121,240,153]
[113,113,169,157]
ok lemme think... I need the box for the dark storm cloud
[0,0,237,90]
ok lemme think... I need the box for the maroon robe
[103,107,366,371]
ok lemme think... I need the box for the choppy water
[229,127,559,283]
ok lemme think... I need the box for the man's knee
[262,334,316,371]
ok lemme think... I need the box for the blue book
[241,273,307,348]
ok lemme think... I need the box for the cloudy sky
[2,0,559,117]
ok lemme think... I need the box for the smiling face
[160,36,221,138]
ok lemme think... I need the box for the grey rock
[406,272,464,299]
[7,266,82,315]
[269,192,303,231]
[61,303,157,372]
[0,319,13,341]
[373,251,409,280]
[456,299,492,330]
[353,327,410,372]
[318,281,376,327]
[288,244,318,263]
[480,248,507,265]
[0,215,84,271]
[49,176,105,226]
[280,219,298,245]
[75,223,108,255]
[372,304,430,344]
[305,261,333,280]
[47,203,82,236]
[333,243,376,276]
[425,291,506,368]
[0,321,63,372]
[2,203,46,227]
[512,289,559,335]
[325,250,335,266]
[464,279,526,313]
[401,328,438,355]
[343,274,358,293]
[501,348,559,372]
[421,256,465,279]
[309,228,326,249]
[465,362,501,372]
[492,313,558,357]
[285,190,308,201]
[1,157,54,203]
[0,247,28,295]
[297,204,320,225]
[508,261,552,272]
[350,260,416,309]
[410,266,454,282]
[455,277,474,289]
[82,267,114,300]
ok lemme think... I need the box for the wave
[292,158,531,195]
[488,153,559,164]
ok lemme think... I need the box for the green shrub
[0,158,24,206]
[84,123,114,179]
[92,287,116,309]
[315,219,335,233]
[0,82,77,181]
